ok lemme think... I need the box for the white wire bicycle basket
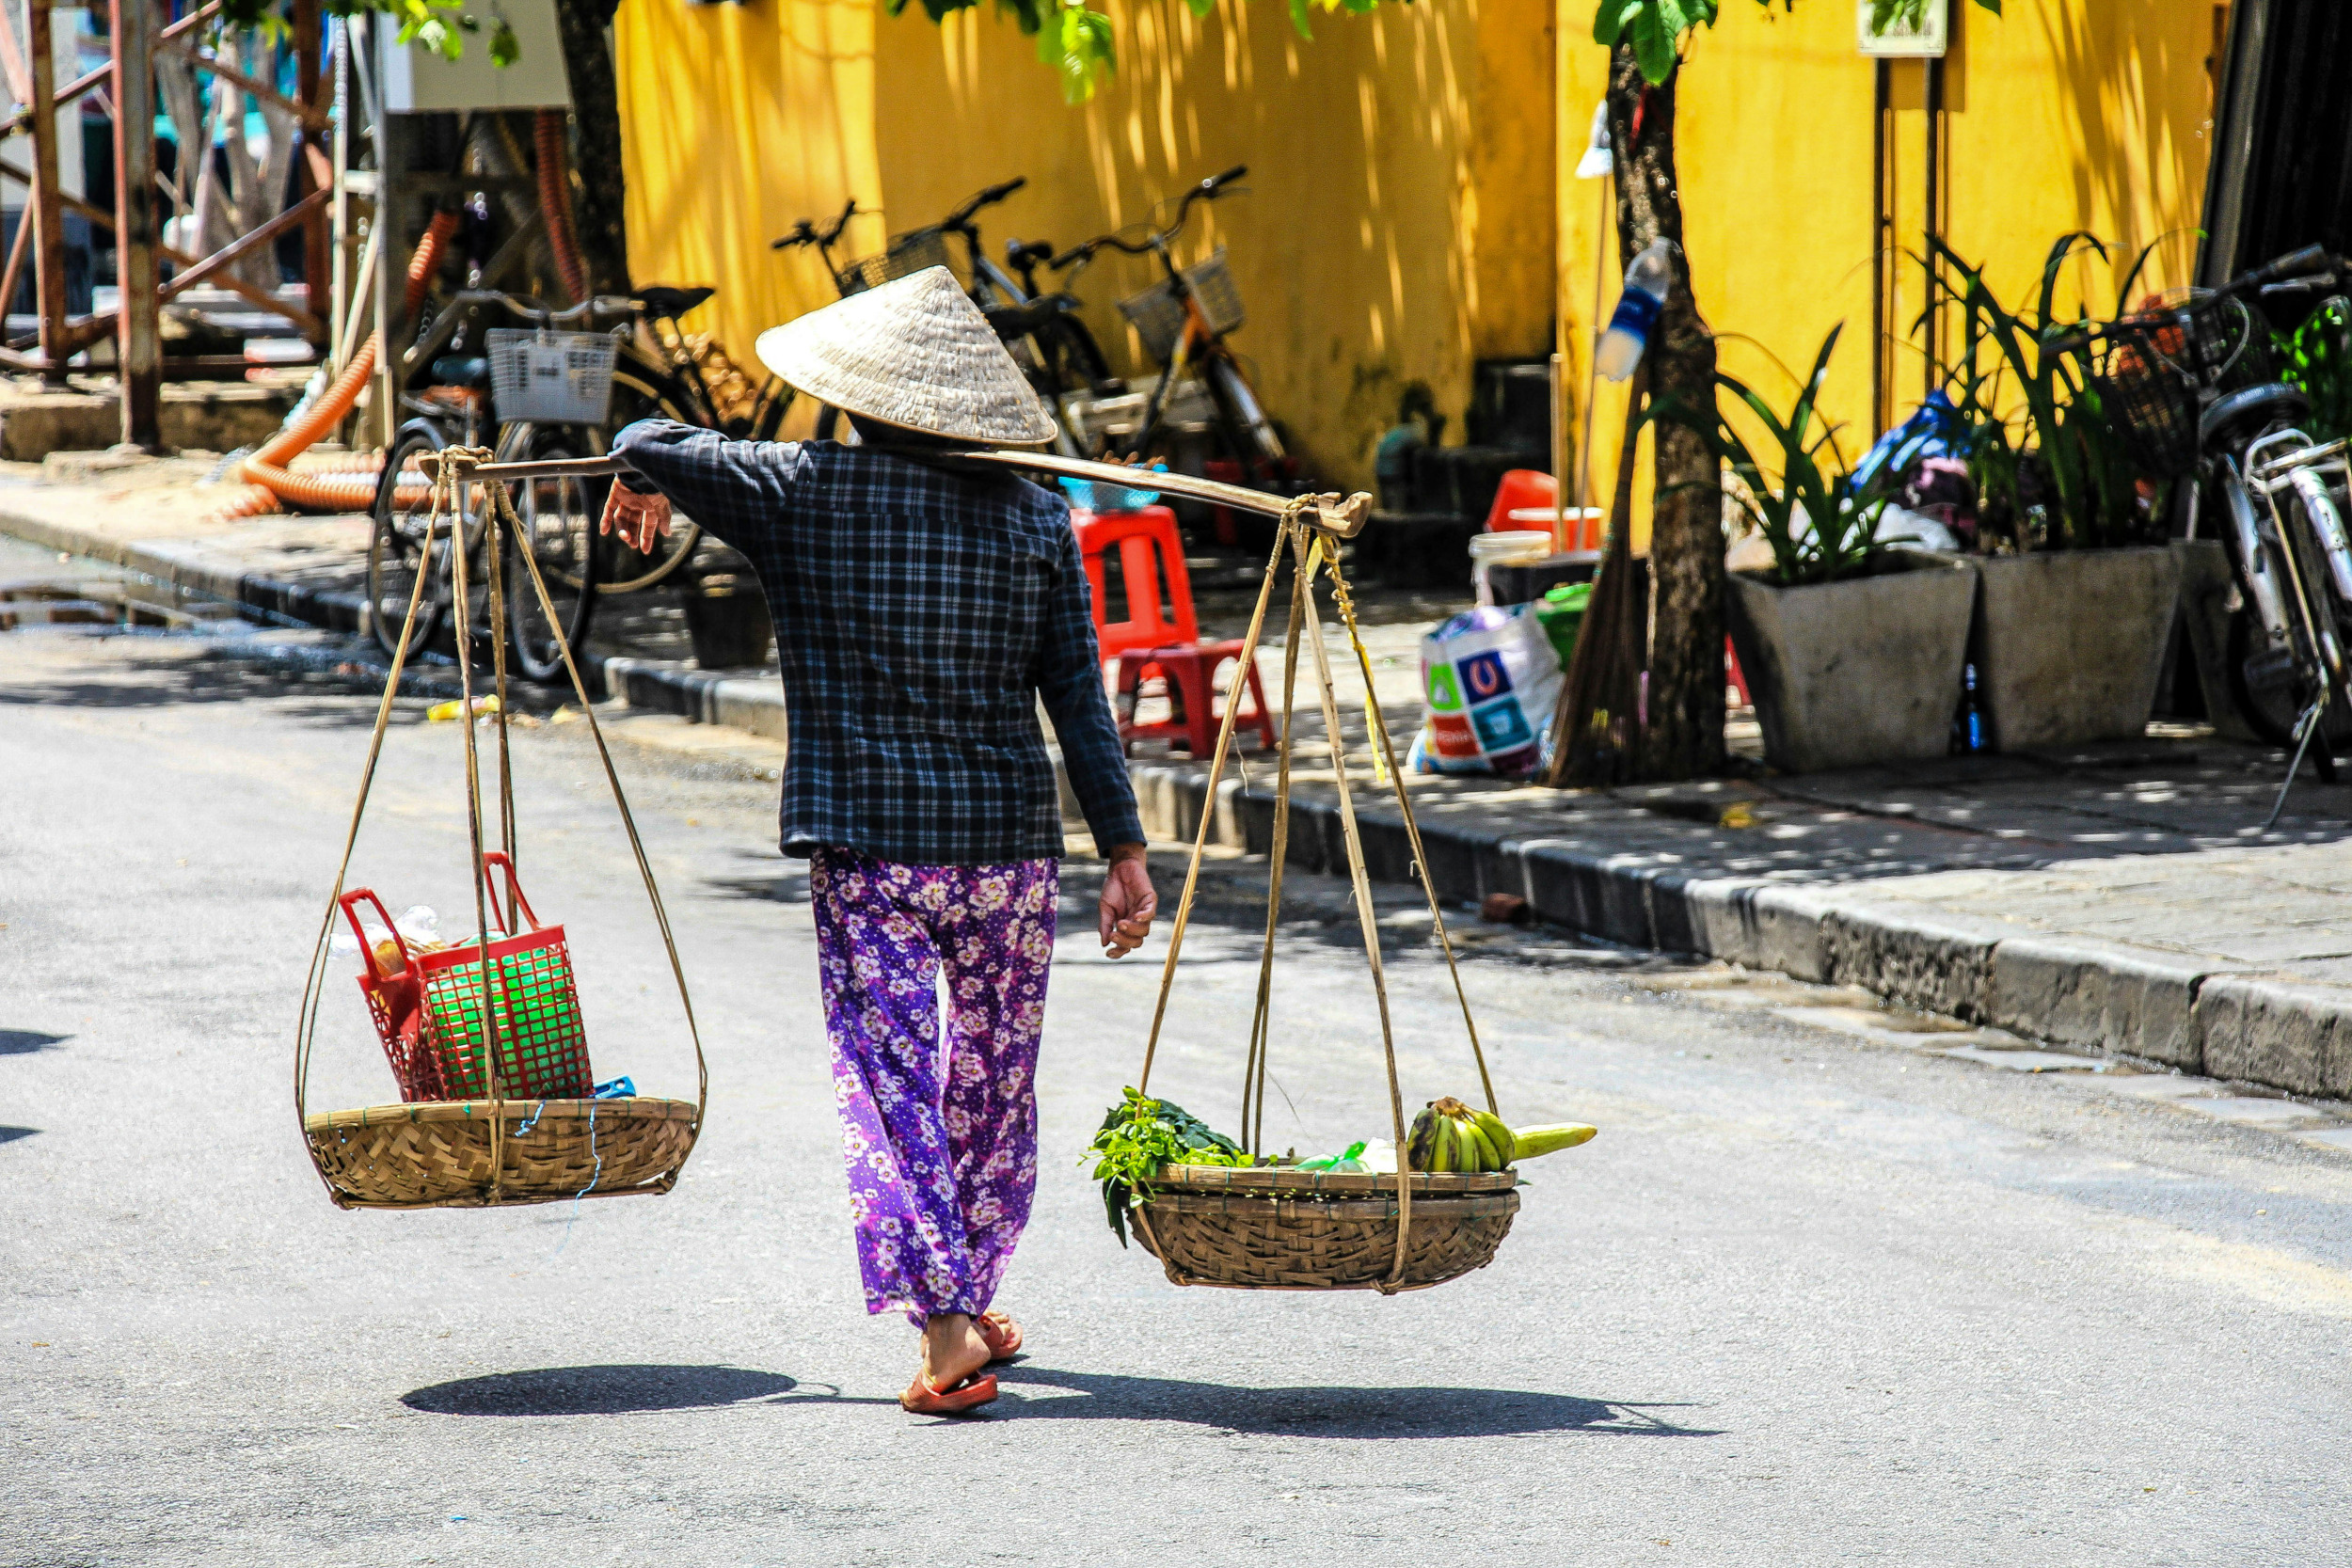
[486,329,617,425]
[835,229,954,295]
[1119,247,1247,364]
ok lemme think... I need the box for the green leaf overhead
[1598,0,1995,85]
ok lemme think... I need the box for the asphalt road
[4,623,2350,1567]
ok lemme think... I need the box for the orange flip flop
[977,1310,1024,1361]
[900,1370,998,1415]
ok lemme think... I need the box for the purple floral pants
[809,847,1059,1325]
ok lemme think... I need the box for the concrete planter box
[1724,553,1976,773]
[1974,546,2181,750]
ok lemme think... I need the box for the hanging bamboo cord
[1321,555,1500,1120]
[1135,519,1293,1097]
[441,459,513,1193]
[1241,562,1307,1157]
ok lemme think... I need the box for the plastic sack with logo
[1407,603,1564,777]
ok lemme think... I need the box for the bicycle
[2063,242,2349,812]
[771,181,1114,445]
[1044,166,1288,482]
[368,291,635,680]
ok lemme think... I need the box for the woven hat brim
[755,268,1057,447]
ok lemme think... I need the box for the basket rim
[1135,1190,1521,1221]
[1148,1163,1518,1196]
[304,1096,696,1133]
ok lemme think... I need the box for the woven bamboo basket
[1126,1165,1520,1292]
[303,1098,698,1211]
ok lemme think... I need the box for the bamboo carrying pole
[463,450,1375,536]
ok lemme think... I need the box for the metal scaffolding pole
[111,0,160,446]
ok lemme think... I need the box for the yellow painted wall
[1556,0,2220,539]
[613,0,887,389]
[615,0,1556,488]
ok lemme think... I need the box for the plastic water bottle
[1595,240,1676,382]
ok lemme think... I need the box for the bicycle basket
[835,228,952,295]
[486,329,616,425]
[1119,247,1247,364]
[2087,317,2202,479]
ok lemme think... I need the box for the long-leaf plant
[1651,323,1904,585]
[1925,233,2159,552]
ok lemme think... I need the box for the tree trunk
[1606,43,1724,782]
[554,0,630,294]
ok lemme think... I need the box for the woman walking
[598,269,1157,1415]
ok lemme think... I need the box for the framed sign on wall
[1858,0,1949,58]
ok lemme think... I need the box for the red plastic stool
[1072,505,1275,755]
[1113,641,1275,757]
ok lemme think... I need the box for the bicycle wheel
[2268,481,2352,778]
[367,424,460,661]
[501,422,603,682]
[599,368,705,593]
[2226,605,2311,746]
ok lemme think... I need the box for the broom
[1543,366,1650,787]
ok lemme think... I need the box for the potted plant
[1666,325,1976,774]
[1929,237,2183,751]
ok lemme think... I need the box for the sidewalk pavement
[8,462,2352,1105]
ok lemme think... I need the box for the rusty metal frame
[0,0,326,447]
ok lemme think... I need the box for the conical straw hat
[755,267,1057,446]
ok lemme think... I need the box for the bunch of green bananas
[1406,1096,1597,1173]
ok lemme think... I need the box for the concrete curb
[9,499,2350,1103]
[1115,755,2352,1103]
[0,504,370,636]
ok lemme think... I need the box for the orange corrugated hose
[214,209,462,518]
[534,110,589,306]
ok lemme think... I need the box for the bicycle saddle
[428,354,491,390]
[636,285,717,321]
[1006,239,1056,268]
[983,296,1078,340]
[2201,382,2311,452]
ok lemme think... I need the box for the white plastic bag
[1409,604,1562,777]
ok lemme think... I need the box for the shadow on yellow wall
[616,0,1555,487]
[1553,0,2218,550]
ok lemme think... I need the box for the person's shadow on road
[396,1363,1720,1436]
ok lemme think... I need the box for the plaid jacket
[611,420,1144,865]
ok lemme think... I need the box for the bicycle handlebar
[454,289,634,325]
[2042,242,2347,356]
[943,177,1027,231]
[2233,244,2333,295]
[1046,166,1251,272]
[772,198,859,251]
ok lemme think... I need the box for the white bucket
[1469,531,1554,605]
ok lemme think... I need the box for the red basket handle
[480,851,548,934]
[337,888,415,980]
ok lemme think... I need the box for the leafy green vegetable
[1082,1087,1249,1247]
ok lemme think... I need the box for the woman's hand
[599,479,674,553]
[1098,844,1157,958]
